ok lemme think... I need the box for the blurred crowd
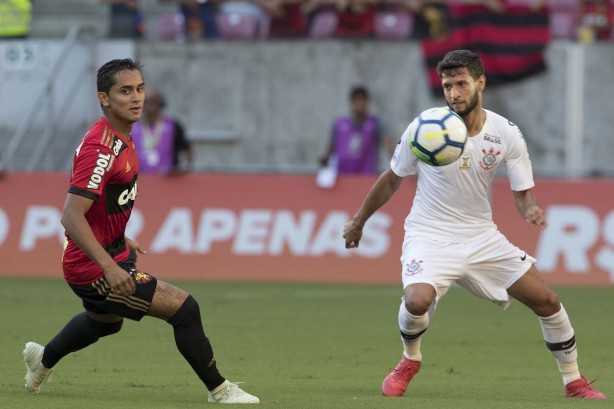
[101,0,451,41]
[0,0,612,42]
[104,0,614,42]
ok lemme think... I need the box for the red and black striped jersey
[62,117,139,285]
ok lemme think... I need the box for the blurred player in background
[131,88,193,175]
[320,85,396,175]
[22,58,259,405]
[343,50,606,400]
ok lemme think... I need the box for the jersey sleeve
[505,124,535,192]
[390,120,419,177]
[68,140,116,201]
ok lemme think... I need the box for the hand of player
[524,205,548,229]
[125,236,147,254]
[104,264,136,296]
[343,218,363,248]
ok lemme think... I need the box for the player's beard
[448,89,478,118]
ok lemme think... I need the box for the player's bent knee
[547,292,560,308]
[168,294,200,327]
[404,284,435,316]
[540,292,561,316]
[404,297,430,316]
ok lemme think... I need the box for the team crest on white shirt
[479,147,501,170]
[405,259,424,276]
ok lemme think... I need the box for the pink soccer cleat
[381,355,421,396]
[564,376,607,400]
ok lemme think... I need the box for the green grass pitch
[1,278,612,409]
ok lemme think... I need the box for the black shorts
[69,257,157,321]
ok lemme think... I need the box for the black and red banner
[422,3,551,96]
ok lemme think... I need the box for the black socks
[42,312,123,368]
[168,295,225,391]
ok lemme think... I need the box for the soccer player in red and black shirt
[22,59,259,405]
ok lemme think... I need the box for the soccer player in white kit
[342,50,606,400]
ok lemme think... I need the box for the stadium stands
[23,0,614,43]
[308,10,338,39]
[156,12,184,42]
[4,0,612,177]
[217,12,265,40]
[374,9,414,40]
[549,0,581,40]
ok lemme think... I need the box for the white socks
[398,301,582,384]
[398,302,429,361]
[538,304,581,385]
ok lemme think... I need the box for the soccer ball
[410,107,468,166]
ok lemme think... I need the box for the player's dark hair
[436,50,485,80]
[350,85,369,100]
[97,58,143,94]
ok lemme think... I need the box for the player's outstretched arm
[344,169,403,248]
[513,188,547,230]
[62,193,136,295]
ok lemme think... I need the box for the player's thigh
[462,231,536,308]
[507,265,560,316]
[69,267,157,322]
[400,237,462,311]
[148,280,190,320]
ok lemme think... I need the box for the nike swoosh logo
[425,129,449,140]
[520,253,527,261]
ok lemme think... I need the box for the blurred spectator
[305,0,377,38]
[131,89,193,175]
[338,0,378,38]
[263,0,309,38]
[215,1,310,40]
[221,0,267,18]
[578,0,613,42]
[100,0,145,38]
[218,0,271,38]
[162,0,221,40]
[376,0,451,40]
[319,85,395,175]
[303,0,347,15]
[0,0,32,39]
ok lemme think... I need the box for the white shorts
[400,230,536,310]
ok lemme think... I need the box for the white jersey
[391,108,534,243]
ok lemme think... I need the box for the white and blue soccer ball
[410,107,468,166]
